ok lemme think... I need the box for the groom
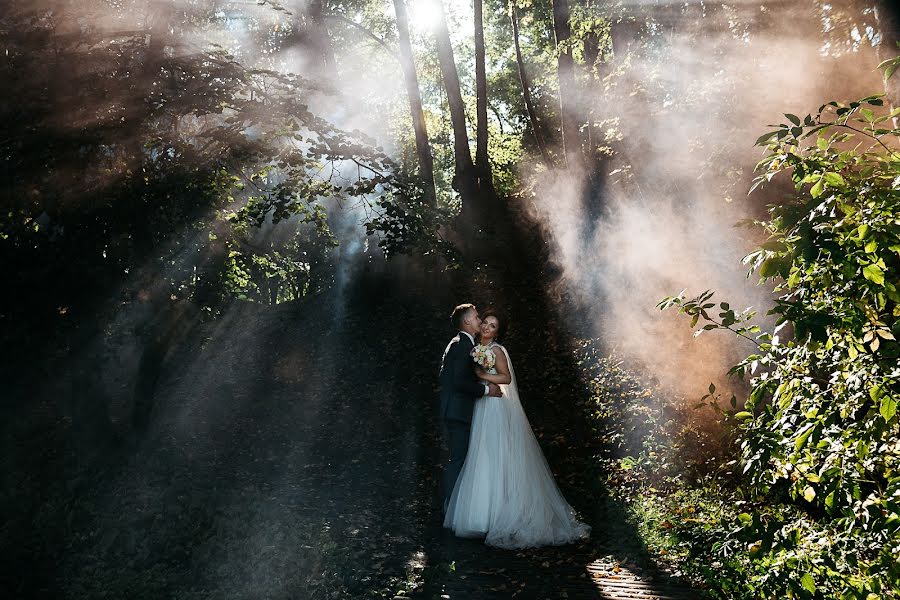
[439,303,502,516]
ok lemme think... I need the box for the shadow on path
[407,229,702,599]
[2,217,704,600]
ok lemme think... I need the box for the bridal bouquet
[471,344,496,370]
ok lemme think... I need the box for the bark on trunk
[510,2,553,168]
[551,0,580,169]
[474,0,495,197]
[393,0,436,205]
[432,0,478,209]
[308,0,336,75]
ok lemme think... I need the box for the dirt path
[402,253,702,600]
[5,222,703,599]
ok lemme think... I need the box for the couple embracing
[438,303,590,550]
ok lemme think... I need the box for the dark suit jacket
[439,333,485,424]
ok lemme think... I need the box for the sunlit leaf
[800,573,816,593]
[881,395,897,422]
[810,177,824,198]
[863,264,885,285]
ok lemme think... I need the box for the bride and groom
[438,303,590,549]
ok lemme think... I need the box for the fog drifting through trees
[526,0,888,399]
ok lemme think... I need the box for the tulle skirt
[443,392,590,549]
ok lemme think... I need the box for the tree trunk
[308,0,336,75]
[581,10,602,164]
[474,0,495,198]
[609,16,641,61]
[393,0,437,205]
[551,0,581,169]
[432,0,478,211]
[510,2,554,169]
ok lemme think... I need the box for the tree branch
[323,15,399,63]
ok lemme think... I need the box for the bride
[443,309,590,549]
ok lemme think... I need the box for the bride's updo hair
[480,308,507,341]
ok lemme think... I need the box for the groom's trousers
[442,420,471,514]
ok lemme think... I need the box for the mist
[4,0,897,596]
[527,0,888,399]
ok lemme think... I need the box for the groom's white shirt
[459,331,490,396]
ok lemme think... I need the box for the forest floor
[3,217,704,599]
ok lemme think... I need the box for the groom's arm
[448,344,487,398]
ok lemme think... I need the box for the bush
[657,67,900,597]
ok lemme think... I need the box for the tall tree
[474,0,496,197]
[432,0,478,210]
[308,0,337,75]
[577,0,605,167]
[393,0,436,204]
[510,1,553,168]
[551,0,581,168]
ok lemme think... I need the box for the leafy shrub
[658,63,900,597]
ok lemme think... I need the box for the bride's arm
[476,348,511,385]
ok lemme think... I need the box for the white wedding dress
[443,343,590,549]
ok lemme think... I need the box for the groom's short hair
[451,303,476,330]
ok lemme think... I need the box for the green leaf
[800,573,816,594]
[760,258,781,278]
[755,131,780,146]
[810,177,824,198]
[786,113,801,126]
[803,486,816,502]
[734,411,753,420]
[823,172,845,187]
[863,263,885,285]
[883,58,900,81]
[865,240,877,253]
[881,395,897,422]
[795,424,815,451]
[802,124,830,139]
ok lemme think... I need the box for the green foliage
[880,55,900,84]
[658,84,900,597]
[575,340,734,490]
[0,1,451,331]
